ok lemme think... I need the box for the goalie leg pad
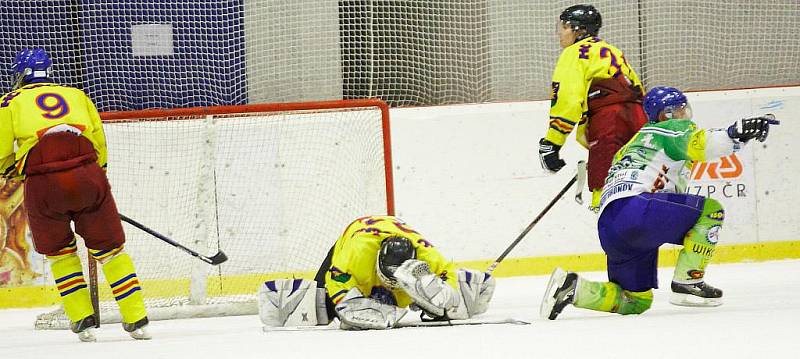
[258,279,319,327]
[335,288,407,330]
[456,269,495,318]
[394,259,459,317]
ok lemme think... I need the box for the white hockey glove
[258,279,320,327]
[394,259,459,317]
[335,287,407,330]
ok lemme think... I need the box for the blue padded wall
[0,1,247,112]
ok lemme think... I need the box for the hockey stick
[486,161,587,274]
[119,214,228,265]
[87,255,100,328]
[261,318,530,332]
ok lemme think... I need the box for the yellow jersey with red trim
[0,82,108,175]
[324,215,457,308]
[546,36,643,147]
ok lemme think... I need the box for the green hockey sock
[674,198,724,283]
[573,277,653,315]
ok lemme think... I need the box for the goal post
[35,99,394,329]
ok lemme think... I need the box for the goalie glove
[442,269,497,320]
[394,259,459,317]
[335,288,407,330]
[456,269,496,318]
[727,114,779,143]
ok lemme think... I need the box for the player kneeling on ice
[257,215,495,330]
[541,86,779,320]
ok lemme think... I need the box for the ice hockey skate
[70,315,97,342]
[540,267,578,320]
[123,317,152,340]
[669,281,723,307]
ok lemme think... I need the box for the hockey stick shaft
[486,167,583,274]
[87,255,100,328]
[119,213,228,265]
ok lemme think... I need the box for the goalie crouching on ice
[257,215,495,330]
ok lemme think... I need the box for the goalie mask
[376,236,416,288]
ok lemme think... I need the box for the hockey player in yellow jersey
[0,48,149,341]
[257,215,496,330]
[539,4,647,209]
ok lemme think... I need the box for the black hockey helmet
[376,236,416,287]
[560,4,602,37]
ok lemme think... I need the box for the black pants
[314,245,337,320]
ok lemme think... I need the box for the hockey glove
[727,114,780,143]
[335,287,407,330]
[539,138,566,173]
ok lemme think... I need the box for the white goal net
[35,99,393,329]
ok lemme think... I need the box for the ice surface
[2,260,798,358]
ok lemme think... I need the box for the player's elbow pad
[335,288,407,330]
[704,129,739,158]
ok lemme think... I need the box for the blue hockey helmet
[11,48,52,90]
[643,86,692,123]
[560,4,602,37]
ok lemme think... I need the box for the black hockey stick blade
[203,250,228,265]
[120,213,228,266]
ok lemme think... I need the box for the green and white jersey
[598,119,738,212]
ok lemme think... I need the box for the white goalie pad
[459,269,495,315]
[335,288,407,330]
[394,259,459,317]
[440,269,496,320]
[258,279,321,327]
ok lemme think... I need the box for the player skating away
[539,4,647,209]
[258,215,496,330]
[540,86,779,319]
[0,48,149,341]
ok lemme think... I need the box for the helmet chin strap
[11,73,25,90]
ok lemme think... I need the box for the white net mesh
[2,1,798,109]
[35,100,392,329]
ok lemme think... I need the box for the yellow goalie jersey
[324,215,457,308]
[546,36,643,147]
[0,82,108,176]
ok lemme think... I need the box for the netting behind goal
[35,99,393,329]
[2,1,798,110]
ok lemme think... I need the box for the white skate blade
[128,326,152,340]
[669,292,723,307]
[539,267,568,320]
[77,328,97,342]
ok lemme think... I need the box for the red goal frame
[99,98,395,215]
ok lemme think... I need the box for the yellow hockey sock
[96,251,147,324]
[48,245,94,323]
